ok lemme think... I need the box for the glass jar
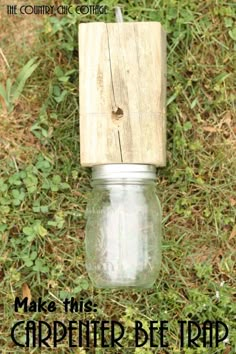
[85,164,162,288]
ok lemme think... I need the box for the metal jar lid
[92,164,156,180]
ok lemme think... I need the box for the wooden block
[79,22,166,166]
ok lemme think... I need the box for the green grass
[0,0,236,353]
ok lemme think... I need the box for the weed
[0,57,39,113]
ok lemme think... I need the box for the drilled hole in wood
[112,107,123,120]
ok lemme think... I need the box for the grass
[0,0,236,353]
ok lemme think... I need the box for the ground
[0,0,235,353]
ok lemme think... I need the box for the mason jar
[85,164,162,288]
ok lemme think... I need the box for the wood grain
[79,22,166,166]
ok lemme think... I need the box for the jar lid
[92,164,156,180]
